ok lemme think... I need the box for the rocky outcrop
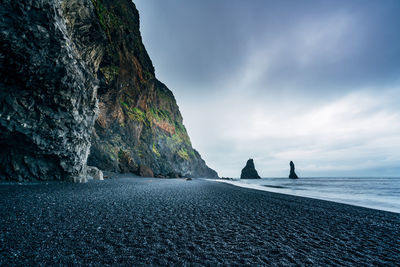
[289,161,298,179]
[137,165,154,178]
[85,0,218,178]
[240,159,261,179]
[0,0,217,181]
[0,0,99,182]
[87,166,104,180]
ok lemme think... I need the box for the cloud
[135,0,400,177]
[181,87,400,177]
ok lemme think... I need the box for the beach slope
[1,178,399,265]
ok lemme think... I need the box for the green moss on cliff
[91,0,123,41]
[100,65,119,82]
[120,100,147,124]
[120,100,129,109]
[152,143,160,157]
[128,107,146,123]
[177,148,190,161]
[150,107,172,123]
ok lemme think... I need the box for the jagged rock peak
[289,161,299,179]
[240,159,261,179]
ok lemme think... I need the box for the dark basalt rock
[166,171,182,178]
[137,165,154,178]
[0,0,100,182]
[240,159,261,179]
[85,0,218,178]
[289,161,299,179]
[0,0,218,181]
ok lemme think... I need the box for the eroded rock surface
[289,161,299,179]
[0,0,99,182]
[137,165,154,178]
[240,159,261,179]
[87,166,104,180]
[0,0,217,181]
[86,0,218,178]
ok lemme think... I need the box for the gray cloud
[135,0,400,177]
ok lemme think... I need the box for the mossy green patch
[174,121,186,134]
[152,143,160,157]
[120,100,129,109]
[119,99,148,124]
[177,148,190,161]
[91,0,123,41]
[127,107,146,123]
[149,107,172,123]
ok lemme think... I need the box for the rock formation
[0,0,100,182]
[138,165,154,178]
[240,159,261,179]
[0,0,218,181]
[289,161,298,179]
[87,166,104,180]
[85,0,217,178]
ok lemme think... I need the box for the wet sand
[1,177,399,265]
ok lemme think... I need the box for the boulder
[87,166,104,180]
[138,165,154,177]
[289,161,299,179]
[240,159,261,179]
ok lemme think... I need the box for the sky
[134,0,400,177]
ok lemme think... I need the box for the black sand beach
[1,177,399,266]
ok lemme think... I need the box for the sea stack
[240,159,261,179]
[289,161,299,179]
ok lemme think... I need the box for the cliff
[0,0,100,182]
[0,0,217,181]
[85,0,217,178]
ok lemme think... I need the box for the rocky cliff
[0,0,100,182]
[0,0,217,181]
[85,0,217,178]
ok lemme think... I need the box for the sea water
[214,177,400,213]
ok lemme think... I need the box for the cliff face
[0,0,100,182]
[86,0,217,178]
[0,0,217,181]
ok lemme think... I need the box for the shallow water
[213,177,400,213]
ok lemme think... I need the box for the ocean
[214,177,400,213]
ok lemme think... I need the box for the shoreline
[208,178,400,214]
[1,177,399,265]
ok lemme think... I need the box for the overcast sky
[135,0,400,177]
